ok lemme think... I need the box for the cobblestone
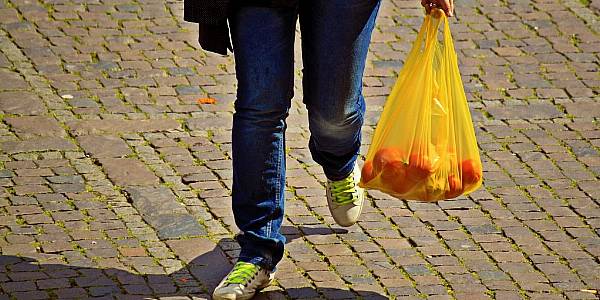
[0,0,598,299]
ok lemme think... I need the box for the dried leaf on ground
[197,97,217,104]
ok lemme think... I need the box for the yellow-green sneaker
[326,163,365,227]
[212,261,274,300]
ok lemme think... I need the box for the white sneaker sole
[212,273,274,300]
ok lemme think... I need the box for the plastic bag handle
[369,11,447,154]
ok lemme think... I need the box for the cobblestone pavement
[0,0,598,299]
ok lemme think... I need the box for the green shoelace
[329,176,358,205]
[224,262,259,285]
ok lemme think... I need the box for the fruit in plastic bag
[461,159,482,186]
[359,9,483,201]
[373,147,404,175]
[406,148,439,180]
[445,174,463,199]
[381,161,415,194]
[365,147,420,194]
[424,176,445,200]
[361,160,375,184]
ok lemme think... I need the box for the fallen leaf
[197,97,217,104]
[580,289,597,294]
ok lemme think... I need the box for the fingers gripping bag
[359,10,482,201]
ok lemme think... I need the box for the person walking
[183,0,454,299]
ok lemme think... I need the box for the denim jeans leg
[229,5,298,270]
[300,0,382,181]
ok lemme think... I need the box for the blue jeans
[229,0,381,270]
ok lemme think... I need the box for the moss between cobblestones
[72,241,87,255]
[468,201,529,294]
[517,127,597,225]
[4,186,15,195]
[14,216,25,225]
[84,184,94,193]
[506,72,516,84]
[385,202,485,299]
[288,184,389,298]
[480,109,494,120]
[177,139,190,149]
[578,0,591,7]
[217,64,228,73]
[481,149,588,296]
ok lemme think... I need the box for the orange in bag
[361,160,376,184]
[381,162,414,194]
[372,147,404,175]
[461,159,482,186]
[445,174,463,199]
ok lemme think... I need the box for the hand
[421,0,454,17]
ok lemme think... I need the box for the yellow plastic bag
[359,10,482,201]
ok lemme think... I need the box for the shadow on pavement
[0,226,389,299]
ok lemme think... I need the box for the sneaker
[212,261,274,300]
[326,163,365,227]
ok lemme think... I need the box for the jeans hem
[238,254,275,271]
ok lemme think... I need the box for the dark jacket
[183,0,298,55]
[183,0,232,55]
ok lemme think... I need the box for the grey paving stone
[0,137,77,154]
[0,69,28,90]
[485,104,564,120]
[100,158,159,186]
[0,91,47,115]
[4,116,65,137]
[563,101,600,119]
[66,119,181,136]
[0,170,14,178]
[125,186,187,215]
[125,186,205,239]
[152,214,206,239]
[186,113,233,130]
[77,135,132,158]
